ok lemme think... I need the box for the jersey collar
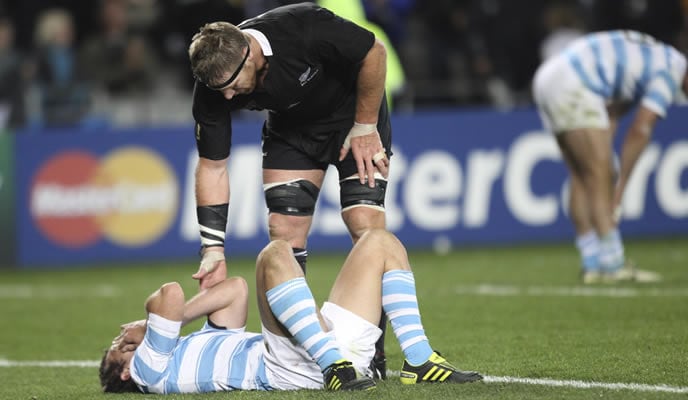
[243,29,273,56]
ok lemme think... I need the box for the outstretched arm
[193,157,230,289]
[614,106,659,214]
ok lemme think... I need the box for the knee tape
[340,176,387,211]
[264,179,320,216]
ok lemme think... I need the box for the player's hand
[119,319,146,333]
[193,249,227,289]
[112,320,146,352]
[339,123,389,187]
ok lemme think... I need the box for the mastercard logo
[30,147,179,249]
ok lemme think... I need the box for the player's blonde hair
[188,22,247,87]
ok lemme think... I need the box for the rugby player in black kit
[188,3,392,379]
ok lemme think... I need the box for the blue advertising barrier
[0,133,15,266]
[14,107,688,267]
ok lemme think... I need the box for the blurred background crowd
[1,0,687,131]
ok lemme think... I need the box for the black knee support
[264,179,320,216]
[340,178,387,210]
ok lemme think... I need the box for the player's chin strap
[199,251,225,273]
[342,122,377,150]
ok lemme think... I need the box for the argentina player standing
[533,30,688,284]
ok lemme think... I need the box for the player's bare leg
[557,128,624,279]
[557,134,600,282]
[263,168,325,273]
[256,240,376,391]
[341,188,388,378]
[329,230,483,384]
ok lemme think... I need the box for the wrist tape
[343,122,377,150]
[198,203,228,249]
[199,251,225,273]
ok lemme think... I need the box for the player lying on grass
[99,229,483,394]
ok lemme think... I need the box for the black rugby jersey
[192,3,378,160]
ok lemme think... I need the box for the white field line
[1,360,686,394]
[0,359,99,367]
[0,284,119,299]
[482,375,688,394]
[387,370,687,394]
[454,284,688,298]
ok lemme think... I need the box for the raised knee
[224,276,248,299]
[257,240,293,268]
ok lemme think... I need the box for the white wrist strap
[343,122,377,150]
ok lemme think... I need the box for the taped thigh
[339,173,387,212]
[263,179,320,216]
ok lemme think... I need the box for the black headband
[203,43,250,90]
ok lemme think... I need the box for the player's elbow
[159,282,184,298]
[146,282,185,312]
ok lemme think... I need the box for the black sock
[293,247,307,274]
[374,313,388,379]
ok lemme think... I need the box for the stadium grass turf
[0,236,686,399]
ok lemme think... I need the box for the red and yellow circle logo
[30,147,179,248]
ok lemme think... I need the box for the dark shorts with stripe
[262,101,392,179]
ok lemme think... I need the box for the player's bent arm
[182,277,248,329]
[145,282,186,322]
[355,39,387,124]
[615,106,659,204]
[109,285,182,355]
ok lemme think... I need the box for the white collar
[243,29,273,56]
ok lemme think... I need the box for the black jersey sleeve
[306,6,375,68]
[191,81,233,160]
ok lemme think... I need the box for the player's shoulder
[248,3,332,23]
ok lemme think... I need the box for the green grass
[1,237,687,399]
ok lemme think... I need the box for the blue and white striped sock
[599,229,624,271]
[266,277,342,371]
[575,230,600,271]
[382,270,433,366]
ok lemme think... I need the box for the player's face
[215,50,257,100]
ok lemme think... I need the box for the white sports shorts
[532,55,610,134]
[262,301,382,390]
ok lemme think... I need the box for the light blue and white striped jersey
[130,314,270,394]
[565,30,687,117]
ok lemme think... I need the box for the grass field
[1,237,687,400]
